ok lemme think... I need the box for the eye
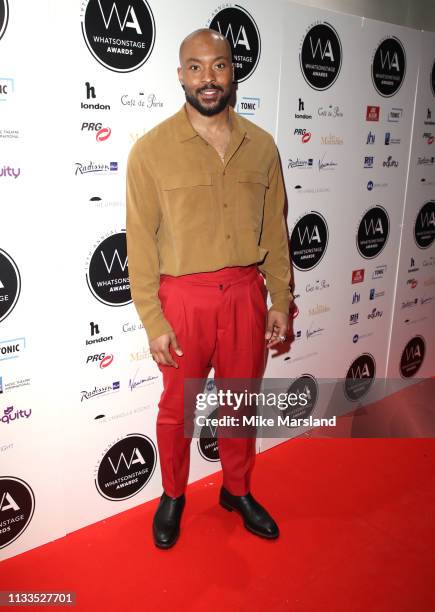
[189,64,200,71]
[216,63,226,69]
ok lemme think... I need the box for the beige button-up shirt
[126,104,293,342]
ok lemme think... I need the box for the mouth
[198,87,222,102]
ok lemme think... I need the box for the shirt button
[226,234,231,239]
[223,203,228,208]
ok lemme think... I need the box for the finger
[162,346,179,368]
[170,334,184,356]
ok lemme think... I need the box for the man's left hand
[265,310,289,348]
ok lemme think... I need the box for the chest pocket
[160,172,215,237]
[237,170,269,232]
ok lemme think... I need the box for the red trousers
[156,264,268,497]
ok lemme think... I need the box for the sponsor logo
[236,96,260,116]
[306,324,324,339]
[357,206,390,259]
[81,0,156,73]
[352,332,374,343]
[0,476,35,549]
[366,106,380,121]
[88,195,123,208]
[408,257,419,273]
[401,298,418,309]
[81,82,111,110]
[85,353,114,368]
[0,129,19,140]
[75,161,118,176]
[0,77,13,101]
[371,36,406,97]
[352,269,365,284]
[431,60,435,97]
[366,131,376,144]
[364,156,374,169]
[367,180,387,191]
[422,256,435,268]
[423,132,434,145]
[128,368,158,391]
[406,278,418,289]
[424,108,434,126]
[344,354,376,401]
[400,336,425,377]
[318,153,337,171]
[293,185,330,195]
[420,296,434,305]
[382,155,399,168]
[1,405,32,426]
[81,122,112,142]
[417,156,435,166]
[0,338,25,362]
[81,381,120,401]
[0,165,20,179]
[122,320,145,333]
[295,98,312,120]
[0,0,8,42]
[0,375,30,394]
[85,321,113,346]
[414,201,435,249]
[130,346,152,361]
[306,279,330,292]
[349,313,359,325]
[294,128,311,143]
[299,22,342,90]
[86,230,131,306]
[367,307,383,319]
[317,104,343,118]
[320,133,343,145]
[95,434,157,500]
[290,211,329,271]
[352,291,360,304]
[288,157,313,170]
[0,249,21,322]
[369,288,385,299]
[387,107,402,122]
[121,91,163,109]
[208,4,260,82]
[372,265,387,279]
[384,132,401,145]
[308,304,330,316]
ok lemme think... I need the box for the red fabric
[156,264,267,497]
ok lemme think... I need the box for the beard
[182,83,232,116]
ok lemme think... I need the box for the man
[126,28,293,549]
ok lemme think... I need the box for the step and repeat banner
[1,0,434,560]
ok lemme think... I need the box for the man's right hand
[150,331,183,367]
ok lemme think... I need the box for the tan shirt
[126,104,293,342]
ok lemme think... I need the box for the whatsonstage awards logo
[299,21,342,91]
[0,0,8,42]
[85,230,131,306]
[207,4,261,82]
[81,0,156,73]
[0,249,21,323]
[0,476,35,550]
[371,36,406,97]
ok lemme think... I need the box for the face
[178,33,234,116]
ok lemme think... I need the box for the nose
[202,65,215,84]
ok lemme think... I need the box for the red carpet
[1,434,434,611]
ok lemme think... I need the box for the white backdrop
[1,0,434,560]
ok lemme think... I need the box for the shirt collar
[175,103,249,143]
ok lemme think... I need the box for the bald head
[178,28,232,65]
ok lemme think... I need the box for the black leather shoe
[219,486,279,539]
[152,492,185,549]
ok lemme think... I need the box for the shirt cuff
[145,315,174,343]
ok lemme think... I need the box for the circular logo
[81,0,155,73]
[371,36,406,97]
[290,211,329,271]
[344,353,376,401]
[0,477,35,549]
[271,375,318,424]
[300,22,342,91]
[198,407,220,462]
[0,0,8,41]
[208,5,260,82]
[95,434,157,500]
[400,336,425,378]
[0,249,21,323]
[86,231,131,306]
[414,201,435,249]
[431,60,435,97]
[357,206,390,259]
[367,181,374,191]
[96,127,111,142]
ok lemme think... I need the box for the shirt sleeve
[258,145,294,314]
[126,141,174,343]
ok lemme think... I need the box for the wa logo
[86,230,132,306]
[208,5,260,82]
[372,37,406,97]
[344,354,376,401]
[81,0,155,73]
[357,206,390,259]
[300,22,342,90]
[414,201,435,249]
[400,336,425,377]
[290,211,329,271]
[0,477,35,549]
[0,249,21,323]
[0,0,8,42]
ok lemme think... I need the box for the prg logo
[300,22,342,91]
[86,353,114,368]
[294,128,311,143]
[81,122,112,142]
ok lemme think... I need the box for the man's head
[178,28,234,117]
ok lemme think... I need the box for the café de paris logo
[207,4,261,82]
[81,0,155,72]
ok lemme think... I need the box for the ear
[231,63,235,83]
[177,65,183,86]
